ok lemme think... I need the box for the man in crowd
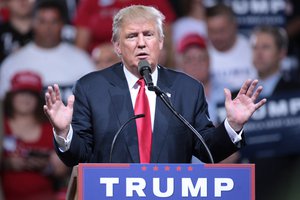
[91,42,121,71]
[43,5,266,166]
[0,0,95,101]
[0,0,34,63]
[248,25,300,200]
[206,3,256,91]
[176,33,223,125]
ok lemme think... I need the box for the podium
[66,165,78,200]
[66,163,255,200]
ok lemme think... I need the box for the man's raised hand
[224,79,267,131]
[43,84,74,138]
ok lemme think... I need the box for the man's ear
[113,42,122,55]
[279,48,287,60]
[159,38,164,50]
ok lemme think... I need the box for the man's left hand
[224,79,267,131]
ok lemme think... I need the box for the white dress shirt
[123,65,157,130]
[54,65,243,152]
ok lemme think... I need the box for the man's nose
[137,35,146,48]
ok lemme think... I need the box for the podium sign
[78,163,254,199]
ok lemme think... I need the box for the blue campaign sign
[78,163,254,200]
[217,91,300,159]
[223,0,286,36]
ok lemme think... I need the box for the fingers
[255,98,267,110]
[237,79,259,97]
[224,88,232,102]
[44,84,61,110]
[49,86,57,104]
[246,79,258,97]
[43,105,49,116]
[237,79,252,96]
[44,84,62,119]
[235,79,266,111]
[251,85,263,102]
[54,84,61,101]
[67,95,75,109]
[45,90,53,110]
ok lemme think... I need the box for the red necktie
[134,79,152,163]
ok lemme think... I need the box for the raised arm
[43,84,74,138]
[224,79,267,131]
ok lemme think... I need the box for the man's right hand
[43,84,74,138]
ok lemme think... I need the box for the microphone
[151,86,215,164]
[138,60,154,91]
[109,114,145,163]
[138,60,214,163]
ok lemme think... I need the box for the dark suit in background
[0,100,3,199]
[251,76,300,200]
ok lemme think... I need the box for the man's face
[92,42,120,70]
[33,8,63,48]
[207,15,236,51]
[252,32,283,78]
[113,19,163,77]
[7,0,34,18]
[180,46,210,83]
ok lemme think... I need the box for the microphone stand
[149,85,215,164]
[109,114,145,163]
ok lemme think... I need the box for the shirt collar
[123,63,158,89]
[259,72,281,97]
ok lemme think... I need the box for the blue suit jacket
[55,63,239,166]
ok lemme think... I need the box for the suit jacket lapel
[108,64,140,163]
[151,66,175,162]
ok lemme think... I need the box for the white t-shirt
[0,42,95,101]
[208,34,257,91]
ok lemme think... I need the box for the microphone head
[138,60,151,76]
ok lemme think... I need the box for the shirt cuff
[53,125,73,152]
[224,118,243,144]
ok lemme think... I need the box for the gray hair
[112,5,165,42]
[251,25,288,50]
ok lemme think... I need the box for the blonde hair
[112,5,165,42]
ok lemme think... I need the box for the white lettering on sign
[99,177,119,197]
[268,100,289,117]
[182,178,207,197]
[99,177,235,197]
[126,178,146,197]
[218,97,300,122]
[214,178,234,197]
[153,178,174,197]
[230,0,285,15]
[290,98,300,115]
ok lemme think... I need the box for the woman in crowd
[1,71,69,200]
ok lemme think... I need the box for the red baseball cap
[10,71,43,93]
[177,33,207,53]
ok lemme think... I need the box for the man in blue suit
[44,5,266,167]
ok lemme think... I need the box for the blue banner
[223,0,286,36]
[78,163,254,199]
[217,91,300,158]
